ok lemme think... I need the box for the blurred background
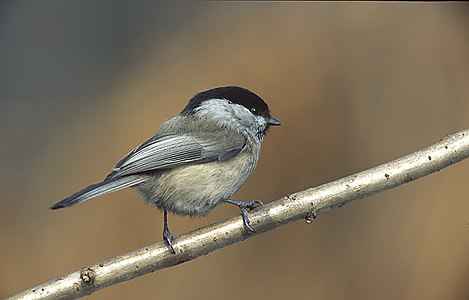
[1,2,468,299]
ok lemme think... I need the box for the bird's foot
[163,209,176,254]
[224,199,264,233]
[163,226,175,254]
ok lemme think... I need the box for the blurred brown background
[1,2,468,299]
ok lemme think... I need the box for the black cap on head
[182,86,271,118]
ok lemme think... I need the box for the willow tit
[50,86,281,253]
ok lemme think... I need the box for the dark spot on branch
[305,211,317,224]
[80,268,96,285]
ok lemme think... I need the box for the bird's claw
[241,199,263,210]
[163,226,176,254]
[162,209,176,254]
[224,199,264,233]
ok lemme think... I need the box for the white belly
[134,150,257,216]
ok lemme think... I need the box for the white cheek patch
[255,115,267,128]
[193,98,268,139]
[254,116,268,140]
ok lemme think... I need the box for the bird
[50,86,281,253]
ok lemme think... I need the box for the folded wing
[106,132,246,179]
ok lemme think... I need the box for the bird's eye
[250,107,258,114]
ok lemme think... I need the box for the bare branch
[8,129,469,300]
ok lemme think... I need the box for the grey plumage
[49,175,146,209]
[51,121,251,214]
[50,86,280,252]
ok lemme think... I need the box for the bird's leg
[162,209,176,254]
[223,199,263,232]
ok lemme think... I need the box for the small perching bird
[50,86,281,252]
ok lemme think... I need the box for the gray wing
[106,132,246,179]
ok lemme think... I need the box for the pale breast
[135,148,258,216]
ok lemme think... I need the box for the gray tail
[49,176,146,210]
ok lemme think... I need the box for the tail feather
[50,176,146,210]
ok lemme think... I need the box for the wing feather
[106,132,246,179]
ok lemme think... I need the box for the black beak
[268,116,281,126]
